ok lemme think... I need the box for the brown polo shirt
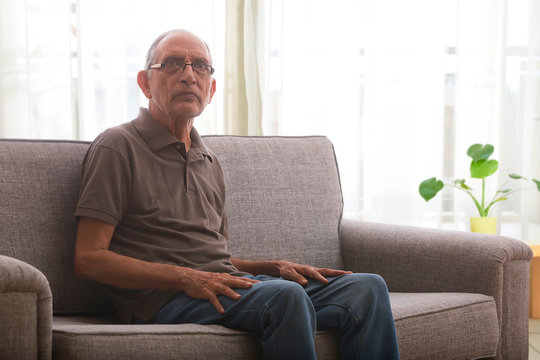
[76,107,246,323]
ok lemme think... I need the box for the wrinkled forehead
[154,32,212,63]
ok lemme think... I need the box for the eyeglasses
[149,58,215,76]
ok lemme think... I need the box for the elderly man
[74,29,399,359]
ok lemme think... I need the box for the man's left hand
[276,260,352,286]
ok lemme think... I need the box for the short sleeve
[219,208,229,240]
[75,143,132,227]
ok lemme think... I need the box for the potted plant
[419,143,540,234]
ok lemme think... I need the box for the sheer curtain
[260,0,540,241]
[0,1,72,138]
[1,0,539,240]
[263,0,447,225]
[0,0,226,140]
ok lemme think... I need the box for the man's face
[141,32,216,121]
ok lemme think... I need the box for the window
[2,0,539,239]
[259,0,540,239]
[0,0,226,140]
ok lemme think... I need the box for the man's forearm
[75,217,258,315]
[75,248,192,290]
[75,216,199,291]
[76,249,259,314]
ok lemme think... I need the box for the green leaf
[497,189,511,194]
[419,177,444,201]
[534,179,540,192]
[470,159,498,179]
[467,144,494,161]
[509,173,527,180]
[485,197,509,216]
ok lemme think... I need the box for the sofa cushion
[52,292,497,360]
[52,316,339,360]
[0,139,112,315]
[203,136,344,270]
[390,292,499,359]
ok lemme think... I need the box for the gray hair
[144,29,213,71]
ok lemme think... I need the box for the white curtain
[1,0,539,240]
[0,0,226,140]
[0,1,72,138]
[260,0,540,240]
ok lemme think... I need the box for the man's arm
[231,258,351,286]
[75,216,258,314]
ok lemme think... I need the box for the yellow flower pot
[470,217,497,234]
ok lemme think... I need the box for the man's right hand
[181,269,260,314]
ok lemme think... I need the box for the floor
[531,319,540,359]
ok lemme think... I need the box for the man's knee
[259,280,314,314]
[346,273,387,288]
[256,280,315,327]
[266,279,310,303]
[364,273,389,291]
[338,273,390,302]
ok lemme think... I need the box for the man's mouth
[174,91,199,101]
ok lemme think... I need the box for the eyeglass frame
[148,58,215,76]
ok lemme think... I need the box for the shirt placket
[173,142,191,194]
[183,146,206,196]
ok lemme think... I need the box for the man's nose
[180,64,196,83]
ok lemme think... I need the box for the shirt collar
[132,107,213,162]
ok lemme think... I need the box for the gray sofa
[0,136,532,360]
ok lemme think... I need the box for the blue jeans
[134,274,399,360]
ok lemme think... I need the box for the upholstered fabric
[0,137,533,359]
[51,292,498,360]
[203,136,344,270]
[0,255,52,360]
[53,316,339,360]
[340,219,532,359]
[391,292,499,359]
[501,260,531,359]
[0,140,112,315]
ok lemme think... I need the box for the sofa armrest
[0,255,52,360]
[339,218,532,359]
[340,219,531,293]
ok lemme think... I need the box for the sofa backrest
[0,136,344,315]
[204,136,344,270]
[0,139,109,314]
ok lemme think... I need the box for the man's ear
[208,78,217,104]
[137,70,152,99]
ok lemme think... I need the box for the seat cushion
[52,292,498,360]
[53,316,339,360]
[390,292,499,359]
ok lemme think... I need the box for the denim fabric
[135,274,399,360]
